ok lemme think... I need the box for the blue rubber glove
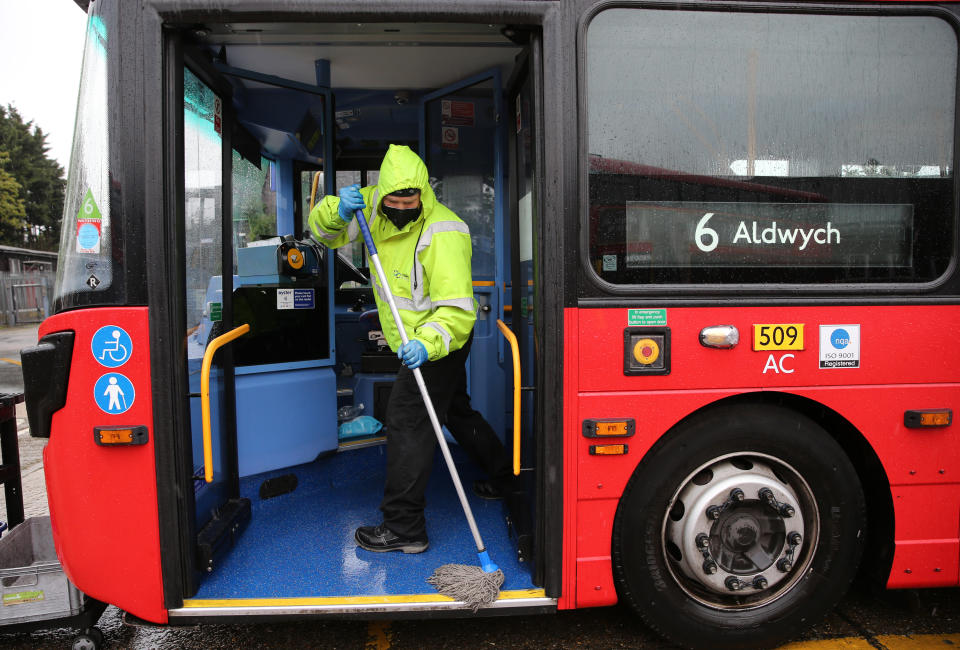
[337,184,365,223]
[398,340,429,369]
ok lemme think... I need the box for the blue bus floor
[194,443,535,599]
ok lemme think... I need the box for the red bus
[17,1,960,648]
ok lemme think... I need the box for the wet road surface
[1,585,959,649]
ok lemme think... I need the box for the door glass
[423,81,498,279]
[184,68,223,329]
[234,153,278,255]
[305,170,369,288]
[183,67,229,522]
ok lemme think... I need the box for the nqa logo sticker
[819,325,860,369]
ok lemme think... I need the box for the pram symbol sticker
[91,325,132,367]
[94,373,135,414]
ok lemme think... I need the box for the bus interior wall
[180,21,538,601]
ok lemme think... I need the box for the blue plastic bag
[338,415,383,440]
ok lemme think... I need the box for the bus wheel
[71,627,104,650]
[612,404,866,649]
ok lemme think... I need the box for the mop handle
[354,209,487,553]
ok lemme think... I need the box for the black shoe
[472,479,504,500]
[355,524,428,554]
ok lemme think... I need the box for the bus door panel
[419,68,509,449]
[181,60,247,576]
[506,48,540,567]
[37,307,166,623]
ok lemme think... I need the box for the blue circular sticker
[830,328,850,350]
[94,373,135,414]
[77,222,100,250]
[91,325,132,367]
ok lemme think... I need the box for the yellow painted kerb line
[779,632,960,649]
[0,358,21,366]
[182,588,546,608]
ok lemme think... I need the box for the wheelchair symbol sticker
[94,373,135,414]
[91,325,132,368]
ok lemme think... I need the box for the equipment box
[0,516,83,625]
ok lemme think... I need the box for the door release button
[700,325,739,349]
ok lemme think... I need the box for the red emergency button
[633,338,660,365]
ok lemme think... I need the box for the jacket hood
[376,145,436,227]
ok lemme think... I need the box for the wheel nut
[753,575,768,589]
[730,488,745,502]
[759,488,775,504]
[788,532,802,546]
[725,576,742,591]
[706,506,721,520]
[779,504,795,518]
[777,558,793,572]
[702,560,718,575]
[696,534,710,549]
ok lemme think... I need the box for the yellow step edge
[182,588,546,608]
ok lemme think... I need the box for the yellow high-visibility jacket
[308,144,476,361]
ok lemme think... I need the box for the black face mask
[382,204,422,230]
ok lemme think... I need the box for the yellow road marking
[780,633,960,649]
[0,358,21,366]
[365,620,393,650]
[877,633,960,648]
[779,639,874,649]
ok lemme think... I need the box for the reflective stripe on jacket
[308,144,476,361]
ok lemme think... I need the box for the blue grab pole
[354,209,498,572]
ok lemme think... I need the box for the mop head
[427,564,505,611]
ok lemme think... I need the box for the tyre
[613,403,866,649]
[72,626,104,650]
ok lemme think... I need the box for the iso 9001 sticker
[819,325,860,369]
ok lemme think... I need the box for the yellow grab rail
[201,323,250,483]
[496,319,522,476]
[309,171,322,211]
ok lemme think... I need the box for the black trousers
[380,332,512,539]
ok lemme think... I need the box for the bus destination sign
[625,202,913,268]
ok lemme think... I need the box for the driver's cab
[175,19,543,613]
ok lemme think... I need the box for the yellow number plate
[753,324,804,351]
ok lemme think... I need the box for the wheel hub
[712,502,785,574]
[663,454,817,608]
[721,512,760,551]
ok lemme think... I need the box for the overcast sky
[0,0,87,174]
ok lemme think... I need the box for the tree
[0,105,66,251]
[0,152,27,235]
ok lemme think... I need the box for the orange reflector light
[904,409,952,429]
[582,418,636,438]
[589,444,628,455]
[596,421,629,436]
[101,429,133,444]
[94,425,149,446]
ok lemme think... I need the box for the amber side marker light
[904,409,952,429]
[94,425,149,446]
[582,418,636,438]
[589,444,628,456]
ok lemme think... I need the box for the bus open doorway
[171,20,547,617]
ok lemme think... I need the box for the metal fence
[0,272,55,327]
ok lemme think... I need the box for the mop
[354,208,504,610]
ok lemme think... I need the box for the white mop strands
[428,563,505,611]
